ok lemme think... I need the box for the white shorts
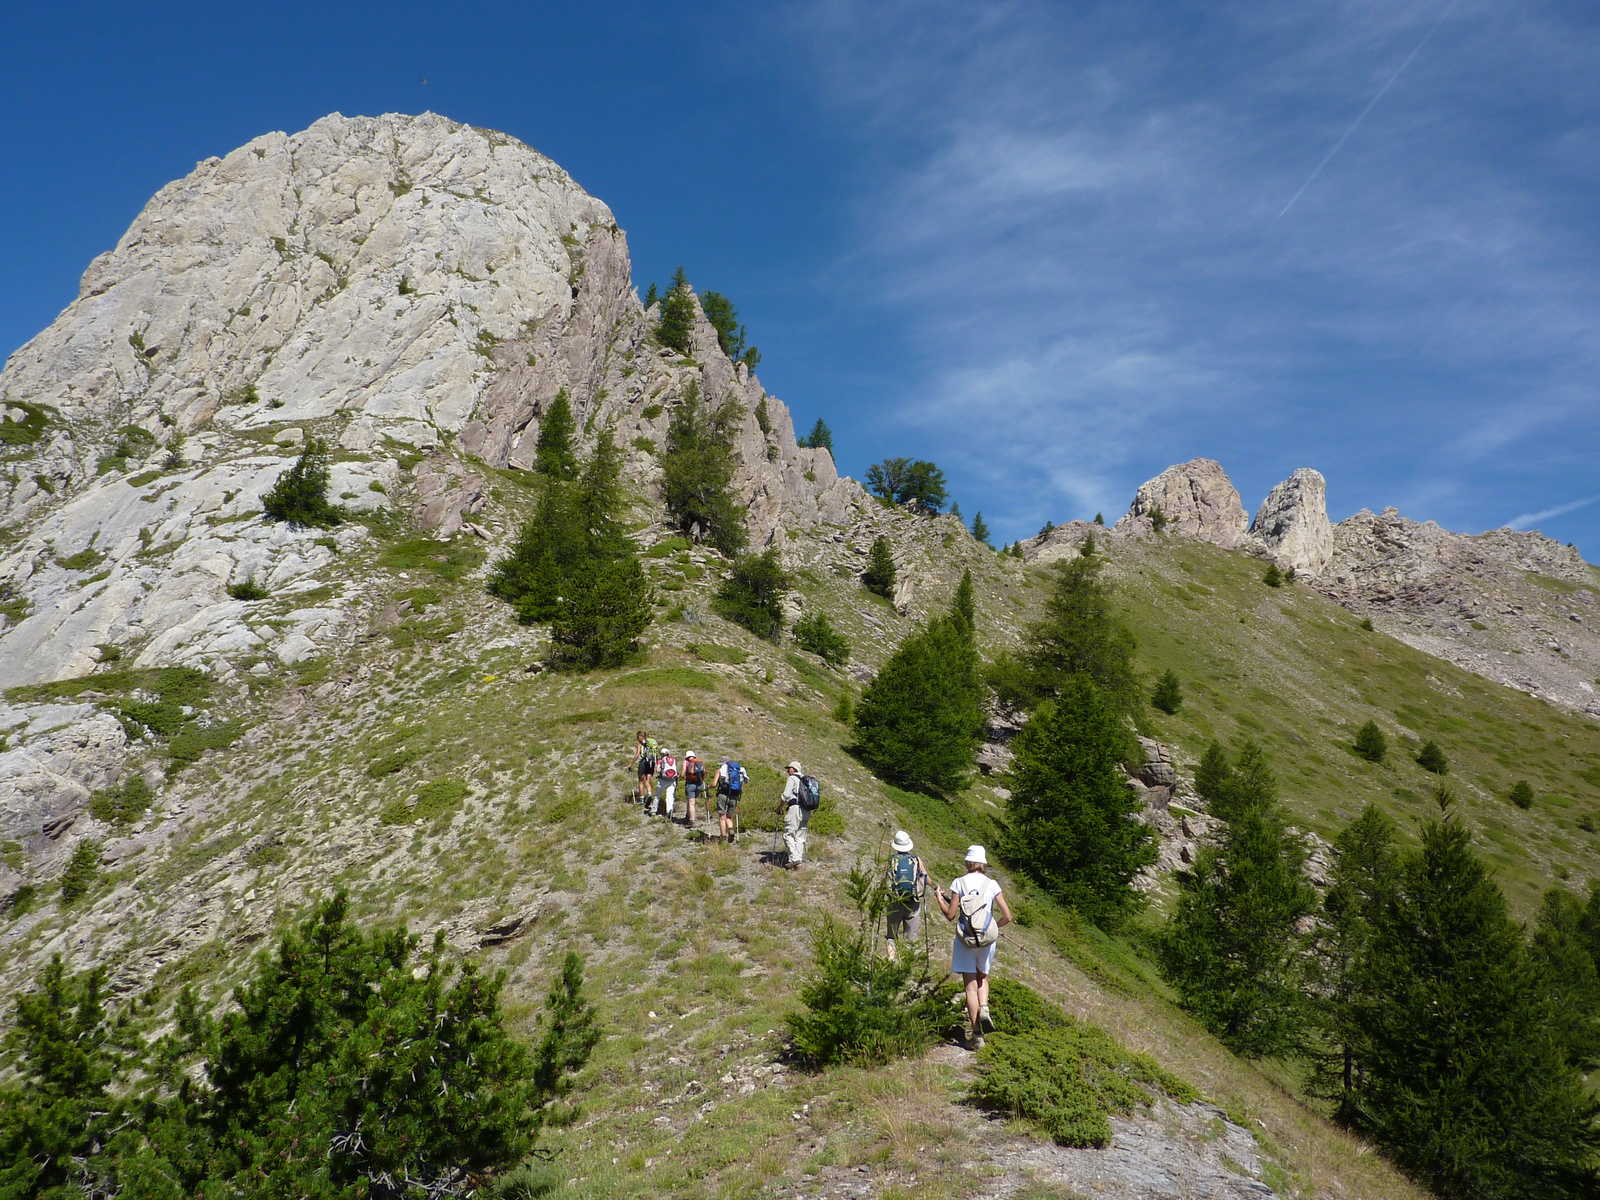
[950,938,996,976]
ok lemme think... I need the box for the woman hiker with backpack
[935,845,1013,1050]
[681,751,705,825]
[714,757,745,843]
[883,830,928,961]
[657,750,679,819]
[632,731,656,807]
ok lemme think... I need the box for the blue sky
[3,0,1597,556]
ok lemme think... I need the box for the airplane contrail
[1506,493,1600,530]
[1277,0,1460,220]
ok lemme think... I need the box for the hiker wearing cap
[884,831,928,960]
[682,751,705,824]
[935,845,1013,1050]
[715,757,745,843]
[780,761,808,870]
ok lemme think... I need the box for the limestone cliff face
[1117,458,1249,548]
[0,112,865,820]
[0,112,858,687]
[1250,468,1333,574]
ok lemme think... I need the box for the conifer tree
[261,439,341,528]
[951,569,976,643]
[1080,532,1096,557]
[1415,739,1448,775]
[1305,804,1400,1118]
[534,387,579,480]
[862,536,896,598]
[799,418,833,452]
[852,586,984,795]
[1005,675,1155,927]
[1529,887,1600,1069]
[1093,512,1105,525]
[1348,817,1600,1198]
[713,549,789,641]
[1151,669,1182,715]
[970,511,991,546]
[1262,563,1284,587]
[1352,720,1387,763]
[655,266,695,354]
[1509,780,1535,809]
[1159,745,1315,1056]
[792,610,850,667]
[1210,740,1277,823]
[1193,740,1232,809]
[644,281,659,308]
[989,553,1139,718]
[661,381,746,555]
[488,482,584,623]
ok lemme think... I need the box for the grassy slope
[14,501,1598,1197]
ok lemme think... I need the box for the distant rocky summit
[1101,459,1599,718]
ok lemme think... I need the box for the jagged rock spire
[1250,468,1333,574]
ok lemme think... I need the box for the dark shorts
[717,791,740,816]
[637,763,653,778]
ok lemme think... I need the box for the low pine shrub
[969,979,1195,1148]
[792,610,850,666]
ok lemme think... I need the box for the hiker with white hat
[883,830,928,960]
[935,845,1014,1049]
[780,761,808,870]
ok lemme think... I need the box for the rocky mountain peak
[1117,457,1249,547]
[1249,467,1333,574]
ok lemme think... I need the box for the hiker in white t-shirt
[934,845,1014,1050]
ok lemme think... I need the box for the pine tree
[799,418,833,453]
[1348,818,1600,1198]
[1210,740,1277,823]
[1263,563,1284,587]
[1509,780,1535,809]
[949,501,962,521]
[1150,669,1182,715]
[1529,887,1600,1069]
[862,536,896,598]
[792,610,850,667]
[1005,675,1156,927]
[1415,739,1448,775]
[534,387,579,480]
[713,549,789,641]
[988,553,1139,718]
[661,380,746,555]
[699,290,751,361]
[655,266,695,354]
[950,569,976,643]
[1352,720,1387,763]
[1193,741,1232,809]
[1305,804,1400,1118]
[1080,532,1096,557]
[970,511,991,546]
[1093,512,1105,525]
[550,556,653,669]
[1159,745,1315,1056]
[852,586,984,795]
[261,439,341,528]
[644,281,659,307]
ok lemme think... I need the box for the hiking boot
[979,1007,995,1034]
[967,1030,985,1051]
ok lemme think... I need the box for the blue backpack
[889,852,920,901]
[725,761,744,793]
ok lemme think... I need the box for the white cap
[788,761,802,772]
[965,845,988,866]
[687,751,698,760]
[891,830,914,853]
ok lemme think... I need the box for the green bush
[1263,563,1284,588]
[1150,669,1182,715]
[226,576,268,601]
[0,400,49,448]
[970,982,1196,1147]
[713,550,790,641]
[1353,720,1387,763]
[166,721,240,768]
[89,775,153,826]
[59,840,102,903]
[0,896,601,1197]
[262,439,343,528]
[862,536,896,598]
[687,641,748,665]
[1509,780,1535,809]
[792,609,850,667]
[785,868,953,1067]
[654,267,696,354]
[1416,740,1449,775]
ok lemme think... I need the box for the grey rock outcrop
[1250,468,1333,575]
[1118,459,1249,548]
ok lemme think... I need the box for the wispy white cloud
[1505,494,1600,532]
[781,0,1600,546]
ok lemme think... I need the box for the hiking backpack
[957,887,1000,948]
[797,775,821,812]
[889,852,920,901]
[661,755,678,780]
[639,747,655,774]
[685,757,704,784]
[725,761,744,792]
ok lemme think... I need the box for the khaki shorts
[716,791,740,816]
[886,901,921,944]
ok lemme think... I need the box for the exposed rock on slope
[1250,467,1333,574]
[1117,458,1248,547]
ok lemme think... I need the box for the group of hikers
[629,731,1015,1050]
[630,731,819,869]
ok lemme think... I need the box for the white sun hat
[965,845,988,866]
[891,830,914,853]
[788,761,802,772]
[687,751,698,760]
